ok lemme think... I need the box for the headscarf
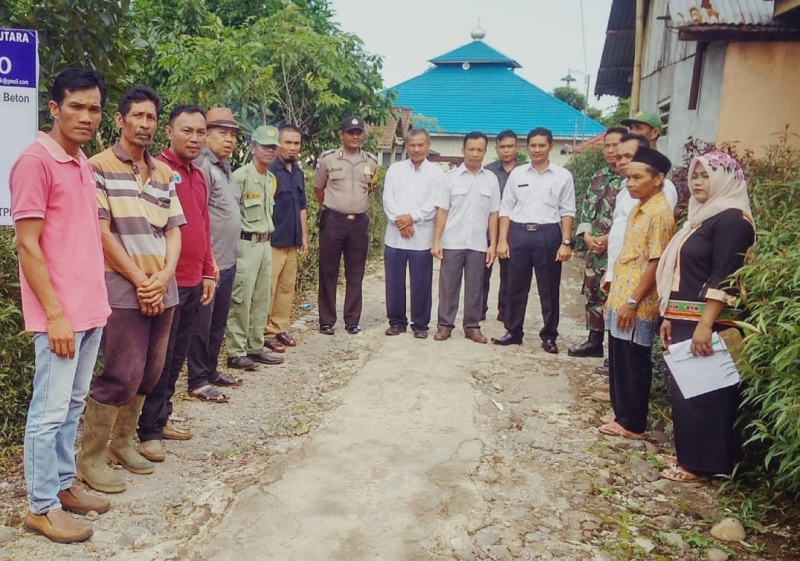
[656,151,753,314]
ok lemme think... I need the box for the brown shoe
[58,485,110,516]
[465,328,488,344]
[139,440,166,462]
[24,508,93,544]
[276,332,297,347]
[433,328,451,341]
[163,421,192,441]
[264,337,286,353]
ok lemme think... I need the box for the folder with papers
[664,332,741,399]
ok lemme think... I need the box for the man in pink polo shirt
[10,69,112,543]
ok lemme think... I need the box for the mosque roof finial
[471,19,485,41]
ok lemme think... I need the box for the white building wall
[639,0,724,163]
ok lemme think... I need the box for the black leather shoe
[496,311,504,322]
[319,324,335,335]
[594,365,610,376]
[413,329,428,339]
[227,356,257,370]
[542,339,559,354]
[491,332,523,346]
[247,352,284,365]
[385,325,407,336]
[567,331,604,357]
[345,324,362,334]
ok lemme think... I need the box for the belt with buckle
[325,207,365,221]
[240,231,271,243]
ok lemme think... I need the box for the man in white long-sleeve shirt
[382,129,444,339]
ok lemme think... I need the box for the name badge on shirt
[518,183,529,188]
[364,166,371,175]
[244,192,262,200]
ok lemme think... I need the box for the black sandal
[210,371,243,387]
[190,385,229,403]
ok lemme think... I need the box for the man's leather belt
[512,222,558,232]
[324,207,365,221]
[241,231,271,242]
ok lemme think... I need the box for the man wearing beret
[313,116,378,335]
[225,126,285,369]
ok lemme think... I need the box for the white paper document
[664,333,741,399]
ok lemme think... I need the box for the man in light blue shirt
[431,131,500,343]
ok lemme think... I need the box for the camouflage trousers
[581,250,608,332]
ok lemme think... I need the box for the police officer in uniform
[225,126,285,368]
[314,115,378,335]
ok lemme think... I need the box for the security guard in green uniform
[314,115,378,335]
[226,126,285,369]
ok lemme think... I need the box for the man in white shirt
[431,131,500,343]
[603,133,678,289]
[588,131,679,391]
[383,129,444,339]
[493,127,576,354]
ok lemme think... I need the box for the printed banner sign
[0,28,38,226]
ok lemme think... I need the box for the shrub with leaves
[0,229,35,455]
[735,136,800,496]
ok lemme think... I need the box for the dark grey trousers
[437,249,486,331]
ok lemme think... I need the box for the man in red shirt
[138,105,217,462]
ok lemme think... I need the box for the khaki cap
[205,107,242,131]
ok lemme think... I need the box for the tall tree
[553,86,587,111]
[153,3,391,156]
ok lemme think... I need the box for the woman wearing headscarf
[656,151,755,482]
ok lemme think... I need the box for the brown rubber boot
[76,398,125,494]
[24,508,93,543]
[107,395,155,475]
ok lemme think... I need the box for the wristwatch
[626,296,638,310]
[561,239,572,247]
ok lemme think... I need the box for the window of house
[658,98,671,137]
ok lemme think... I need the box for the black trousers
[318,211,369,326]
[139,284,202,442]
[504,223,562,340]
[482,257,509,318]
[384,245,433,331]
[608,334,653,434]
[187,265,236,390]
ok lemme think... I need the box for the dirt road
[0,260,782,561]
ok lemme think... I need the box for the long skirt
[668,320,742,475]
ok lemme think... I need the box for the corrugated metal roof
[429,40,521,68]
[386,65,603,138]
[595,0,636,97]
[669,0,777,26]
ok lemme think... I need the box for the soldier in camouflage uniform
[568,127,627,358]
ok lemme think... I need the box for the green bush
[735,140,800,496]
[0,228,34,455]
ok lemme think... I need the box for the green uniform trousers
[225,239,272,356]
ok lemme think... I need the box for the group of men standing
[9,69,309,543]
[11,64,680,545]
[381,127,577,353]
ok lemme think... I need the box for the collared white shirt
[435,164,501,253]
[383,159,444,250]
[500,161,576,224]
[605,178,678,282]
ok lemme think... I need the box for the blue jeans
[24,328,103,514]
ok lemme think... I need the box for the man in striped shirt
[77,86,185,494]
